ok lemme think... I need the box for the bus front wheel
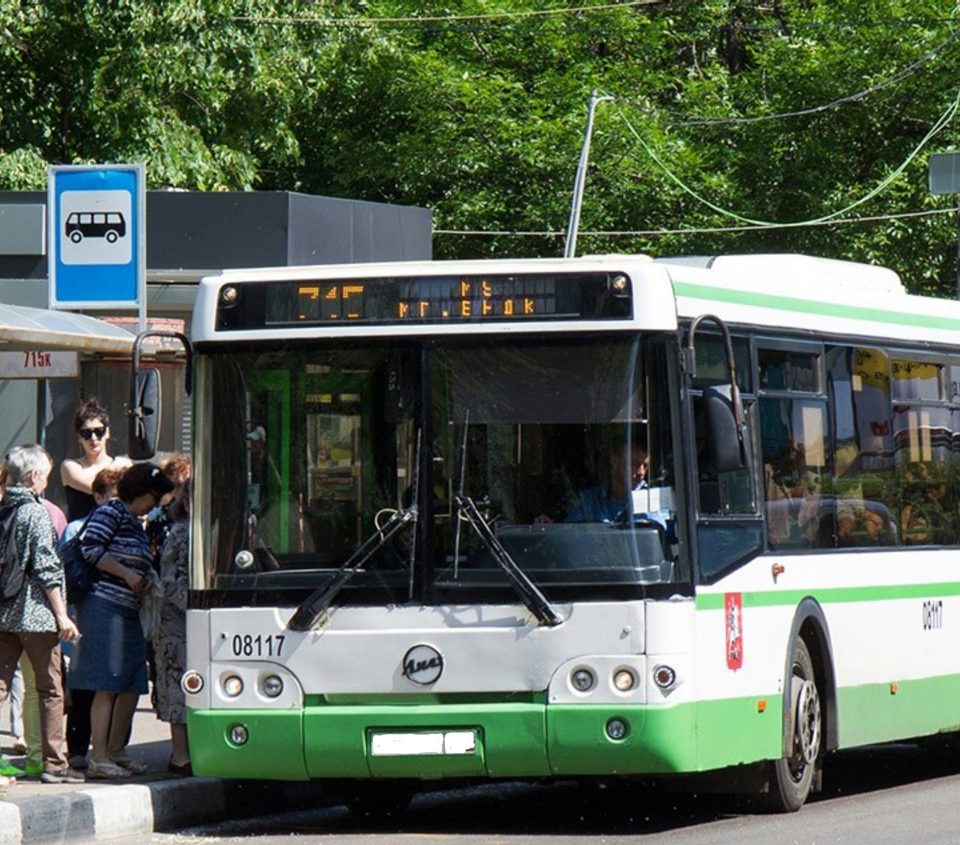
[767,637,821,812]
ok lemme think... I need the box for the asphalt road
[135,741,960,845]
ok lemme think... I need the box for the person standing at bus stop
[60,399,132,522]
[59,399,131,770]
[68,462,174,779]
[0,444,83,784]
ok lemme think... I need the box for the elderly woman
[68,462,174,779]
[0,445,82,785]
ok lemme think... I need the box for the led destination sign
[216,272,632,330]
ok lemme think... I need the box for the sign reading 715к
[215,272,634,330]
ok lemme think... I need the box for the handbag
[61,510,118,601]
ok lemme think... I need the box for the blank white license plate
[370,731,477,757]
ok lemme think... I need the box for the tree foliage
[1,1,960,292]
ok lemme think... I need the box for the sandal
[86,759,132,779]
[111,756,148,774]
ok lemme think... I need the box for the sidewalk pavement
[0,695,329,844]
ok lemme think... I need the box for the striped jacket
[80,499,153,611]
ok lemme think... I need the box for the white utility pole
[564,89,613,258]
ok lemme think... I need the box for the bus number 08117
[230,634,286,658]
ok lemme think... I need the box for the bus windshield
[196,336,680,605]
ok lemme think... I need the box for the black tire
[105,230,118,243]
[70,231,82,243]
[767,637,821,812]
[342,781,415,819]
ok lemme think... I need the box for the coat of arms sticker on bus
[725,593,743,670]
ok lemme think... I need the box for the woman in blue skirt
[69,463,175,779]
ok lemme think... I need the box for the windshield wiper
[288,431,421,632]
[454,493,563,627]
[451,417,562,628]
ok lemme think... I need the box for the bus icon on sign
[65,211,126,244]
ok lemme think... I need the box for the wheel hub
[794,678,821,766]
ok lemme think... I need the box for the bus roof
[658,253,960,347]
[193,253,960,348]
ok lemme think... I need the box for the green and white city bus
[173,253,960,812]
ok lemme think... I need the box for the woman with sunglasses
[60,400,132,522]
[59,399,131,771]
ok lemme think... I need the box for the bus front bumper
[187,697,778,781]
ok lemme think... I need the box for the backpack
[0,503,26,602]
[62,533,97,600]
[61,510,118,601]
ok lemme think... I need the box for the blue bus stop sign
[48,164,145,311]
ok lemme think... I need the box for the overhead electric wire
[433,206,960,238]
[613,82,960,229]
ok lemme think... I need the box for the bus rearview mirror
[129,368,161,460]
[703,384,746,474]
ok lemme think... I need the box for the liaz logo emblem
[402,644,444,686]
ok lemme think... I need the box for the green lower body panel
[837,674,960,748]
[303,702,549,779]
[187,709,308,780]
[548,695,781,775]
[188,694,783,782]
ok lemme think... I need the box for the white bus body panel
[185,599,705,711]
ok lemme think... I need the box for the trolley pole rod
[564,89,612,259]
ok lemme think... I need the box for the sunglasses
[79,426,107,441]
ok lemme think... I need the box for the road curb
[0,777,331,844]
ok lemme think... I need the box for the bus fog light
[262,674,284,698]
[223,675,244,697]
[571,668,595,692]
[613,668,637,692]
[652,664,677,690]
[606,718,628,740]
[228,724,249,746]
[181,670,204,695]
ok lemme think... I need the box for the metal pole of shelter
[564,90,613,259]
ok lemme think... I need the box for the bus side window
[759,398,827,550]
[694,395,757,516]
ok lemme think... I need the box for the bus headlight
[612,668,637,692]
[223,674,244,697]
[262,674,284,698]
[571,668,595,692]
[235,550,255,570]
